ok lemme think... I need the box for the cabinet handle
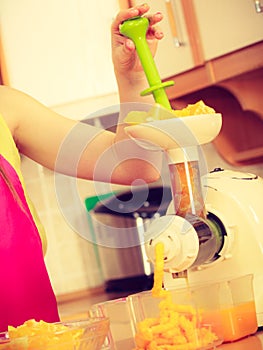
[254,0,263,13]
[165,0,182,47]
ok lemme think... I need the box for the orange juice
[203,301,258,342]
[220,301,258,342]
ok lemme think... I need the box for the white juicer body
[163,168,263,326]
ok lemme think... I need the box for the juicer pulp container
[89,284,224,349]
[128,282,224,350]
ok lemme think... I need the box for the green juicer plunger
[120,16,174,110]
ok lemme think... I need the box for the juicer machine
[120,16,263,327]
[144,159,263,327]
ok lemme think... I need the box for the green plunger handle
[120,16,174,110]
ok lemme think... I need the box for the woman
[0,4,164,331]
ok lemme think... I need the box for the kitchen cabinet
[193,0,263,60]
[129,0,263,80]
[130,0,204,78]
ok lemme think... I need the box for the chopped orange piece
[3,319,84,350]
[124,100,216,125]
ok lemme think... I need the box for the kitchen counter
[220,330,263,349]
[58,291,263,349]
[58,289,130,321]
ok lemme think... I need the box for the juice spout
[172,270,188,279]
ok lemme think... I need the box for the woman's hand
[112,3,163,81]
[112,4,163,74]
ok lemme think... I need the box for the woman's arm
[0,84,161,185]
[0,5,163,185]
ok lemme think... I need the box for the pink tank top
[0,155,59,331]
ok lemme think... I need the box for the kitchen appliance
[119,16,263,332]
[89,186,172,293]
[144,167,263,327]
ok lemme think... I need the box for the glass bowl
[0,317,109,350]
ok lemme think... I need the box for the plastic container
[0,317,109,350]
[89,275,258,349]
[128,274,258,346]
[128,282,224,350]
[89,284,224,349]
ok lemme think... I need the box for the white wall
[0,0,119,106]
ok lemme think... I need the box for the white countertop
[219,330,263,349]
[58,292,263,350]
[102,331,263,350]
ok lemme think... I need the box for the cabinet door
[132,0,198,78]
[193,0,263,60]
